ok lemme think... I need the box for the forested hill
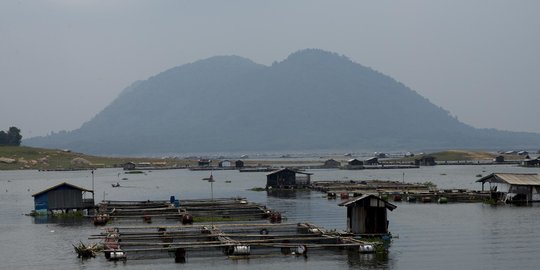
[24,49,540,155]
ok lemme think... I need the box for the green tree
[7,127,22,146]
[0,131,7,145]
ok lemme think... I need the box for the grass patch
[0,145,197,170]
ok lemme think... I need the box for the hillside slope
[24,49,540,155]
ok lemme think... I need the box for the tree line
[0,127,22,146]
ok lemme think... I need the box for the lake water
[1,164,540,269]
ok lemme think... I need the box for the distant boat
[111,183,121,188]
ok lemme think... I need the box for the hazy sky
[2,0,539,138]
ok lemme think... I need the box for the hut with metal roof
[234,160,245,168]
[364,157,379,165]
[266,168,313,189]
[322,159,341,168]
[32,182,94,214]
[415,156,436,166]
[477,173,540,203]
[339,194,396,235]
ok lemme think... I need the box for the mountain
[24,49,540,155]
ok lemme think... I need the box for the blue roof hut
[32,182,94,214]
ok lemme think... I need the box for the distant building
[364,157,379,165]
[518,151,529,156]
[375,153,388,158]
[415,156,436,166]
[32,182,94,214]
[521,158,540,167]
[323,159,341,168]
[345,159,364,170]
[339,194,397,235]
[198,159,211,167]
[123,162,136,170]
[348,159,364,166]
[494,156,505,163]
[218,160,232,168]
[266,168,313,189]
[235,160,245,168]
[477,173,540,203]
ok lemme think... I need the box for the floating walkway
[313,180,490,203]
[93,198,278,225]
[91,222,379,262]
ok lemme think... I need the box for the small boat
[111,183,121,188]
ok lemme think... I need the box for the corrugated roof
[32,182,93,197]
[266,168,313,176]
[476,173,540,186]
[339,194,397,211]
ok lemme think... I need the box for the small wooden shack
[521,158,540,167]
[218,160,232,168]
[364,157,379,165]
[339,194,396,235]
[32,182,94,214]
[348,159,363,166]
[477,173,540,203]
[415,156,436,166]
[198,159,211,167]
[266,168,313,189]
[494,155,505,163]
[323,159,341,168]
[122,162,136,170]
[235,160,245,168]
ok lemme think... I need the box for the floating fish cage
[91,222,379,262]
[92,198,276,225]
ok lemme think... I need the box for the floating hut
[218,160,232,168]
[123,162,136,170]
[198,159,211,167]
[339,194,396,235]
[266,168,313,189]
[415,156,436,166]
[477,173,540,203]
[234,160,245,168]
[521,158,540,167]
[32,182,94,215]
[322,159,341,168]
[364,157,379,165]
[344,159,364,170]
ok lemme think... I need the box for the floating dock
[91,222,380,262]
[94,198,277,224]
[312,180,490,203]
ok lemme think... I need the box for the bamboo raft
[91,222,380,262]
[312,180,490,203]
[93,198,278,224]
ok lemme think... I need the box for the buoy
[359,244,375,253]
[182,214,193,225]
[295,245,308,256]
[232,245,250,255]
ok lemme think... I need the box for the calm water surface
[1,165,539,269]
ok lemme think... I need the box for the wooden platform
[92,222,380,262]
